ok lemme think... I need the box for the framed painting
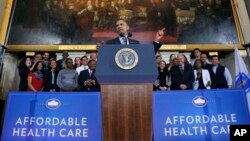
[1,0,243,51]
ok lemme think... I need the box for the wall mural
[8,0,239,45]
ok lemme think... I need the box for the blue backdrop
[1,92,102,141]
[153,89,250,141]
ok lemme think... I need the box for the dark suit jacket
[43,70,60,91]
[170,64,195,90]
[202,63,212,70]
[106,37,161,53]
[56,59,65,70]
[78,69,100,91]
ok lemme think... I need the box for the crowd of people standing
[18,51,100,92]
[154,48,232,91]
[18,47,232,93]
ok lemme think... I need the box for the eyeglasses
[66,62,73,64]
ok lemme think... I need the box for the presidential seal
[115,48,139,70]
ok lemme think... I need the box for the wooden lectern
[96,44,157,141]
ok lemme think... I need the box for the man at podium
[97,19,162,141]
[106,19,165,53]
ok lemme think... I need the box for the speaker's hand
[155,28,166,42]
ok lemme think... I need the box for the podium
[96,44,157,141]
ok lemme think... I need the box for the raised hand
[155,28,166,42]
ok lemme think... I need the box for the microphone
[119,32,125,37]
[119,32,132,37]
[128,32,132,37]
[196,71,201,80]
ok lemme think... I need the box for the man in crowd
[78,60,100,91]
[42,52,50,71]
[170,53,195,90]
[209,55,232,88]
[57,50,69,70]
[76,56,89,74]
[200,53,212,69]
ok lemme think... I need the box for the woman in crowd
[154,60,171,91]
[18,57,32,91]
[43,59,60,92]
[74,56,81,69]
[190,48,201,67]
[193,59,211,90]
[156,55,162,67]
[27,61,44,92]
[57,58,78,91]
[166,54,176,71]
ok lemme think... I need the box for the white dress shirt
[76,65,89,74]
[119,36,129,45]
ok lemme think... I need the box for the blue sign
[153,89,250,141]
[1,92,102,141]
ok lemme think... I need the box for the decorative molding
[6,44,244,52]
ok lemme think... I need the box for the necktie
[122,37,127,45]
[180,66,184,74]
[89,70,92,77]
[51,71,54,84]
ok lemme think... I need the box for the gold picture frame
[0,0,244,52]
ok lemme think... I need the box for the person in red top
[27,61,44,92]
